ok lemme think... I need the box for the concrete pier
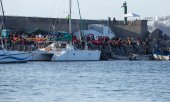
[3,16,148,40]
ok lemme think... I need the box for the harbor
[1,1,169,62]
[0,18,169,62]
[1,0,170,102]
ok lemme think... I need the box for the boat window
[55,43,66,48]
[61,44,66,48]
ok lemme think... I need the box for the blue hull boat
[153,50,170,60]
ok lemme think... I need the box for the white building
[74,24,115,40]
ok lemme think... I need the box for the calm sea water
[0,61,170,102]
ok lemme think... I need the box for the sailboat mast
[0,0,5,48]
[0,0,5,29]
[76,0,83,41]
[69,0,72,44]
[69,0,72,35]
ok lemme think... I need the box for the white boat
[0,0,30,63]
[111,54,130,60]
[153,50,170,60]
[74,24,115,40]
[51,0,101,61]
[110,47,149,61]
[49,42,101,61]
[0,48,30,63]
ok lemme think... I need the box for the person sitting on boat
[85,45,88,50]
[126,36,132,46]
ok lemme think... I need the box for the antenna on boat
[69,0,72,44]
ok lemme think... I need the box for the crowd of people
[73,34,150,54]
[0,32,64,51]
[0,32,151,55]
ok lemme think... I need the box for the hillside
[145,16,170,35]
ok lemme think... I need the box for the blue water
[0,61,170,102]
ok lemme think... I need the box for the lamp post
[122,1,127,24]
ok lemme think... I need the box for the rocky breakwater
[149,28,170,52]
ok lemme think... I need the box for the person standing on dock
[113,17,117,24]
[108,17,111,25]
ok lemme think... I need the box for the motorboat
[153,50,170,60]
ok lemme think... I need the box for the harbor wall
[110,20,148,39]
[3,16,148,39]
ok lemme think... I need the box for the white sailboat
[0,0,30,63]
[51,0,101,61]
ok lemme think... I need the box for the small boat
[111,51,150,61]
[153,50,170,60]
[111,54,138,60]
[111,54,129,60]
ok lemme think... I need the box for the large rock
[150,38,158,48]
[159,39,166,48]
[165,40,170,47]
[164,34,170,40]
[149,28,163,41]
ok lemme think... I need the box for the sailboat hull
[29,50,54,61]
[51,50,101,61]
[0,50,30,63]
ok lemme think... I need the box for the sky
[1,0,170,20]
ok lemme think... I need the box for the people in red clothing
[72,35,77,44]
